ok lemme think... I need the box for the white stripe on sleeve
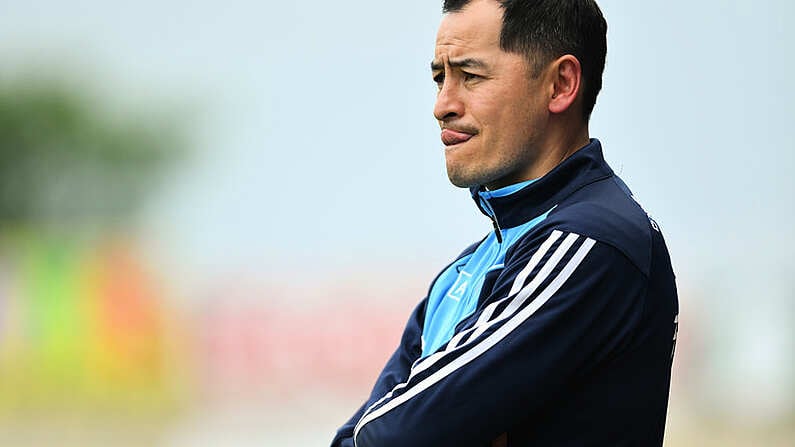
[449,230,572,351]
[353,237,597,444]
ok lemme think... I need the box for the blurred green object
[0,73,190,422]
[0,76,185,229]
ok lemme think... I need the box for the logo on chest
[446,271,472,302]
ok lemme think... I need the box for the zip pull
[491,218,503,243]
[476,192,504,244]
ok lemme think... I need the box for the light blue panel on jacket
[421,180,552,358]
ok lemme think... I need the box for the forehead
[435,0,503,59]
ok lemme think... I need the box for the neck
[544,122,591,173]
[485,122,590,190]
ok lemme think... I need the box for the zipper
[477,193,503,243]
[490,218,503,243]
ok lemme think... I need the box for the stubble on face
[434,0,550,190]
[445,139,535,189]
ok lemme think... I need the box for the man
[331,0,678,446]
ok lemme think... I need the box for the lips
[441,128,475,146]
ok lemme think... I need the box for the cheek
[473,87,539,145]
[493,103,531,142]
[471,94,502,124]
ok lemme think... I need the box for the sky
[1,0,794,430]
[1,0,792,283]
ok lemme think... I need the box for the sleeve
[329,298,426,447]
[352,229,648,447]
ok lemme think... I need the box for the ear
[548,55,582,115]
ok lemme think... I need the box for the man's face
[433,0,550,189]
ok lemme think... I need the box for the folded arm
[353,230,646,447]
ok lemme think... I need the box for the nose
[433,79,464,122]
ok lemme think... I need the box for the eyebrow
[430,58,488,71]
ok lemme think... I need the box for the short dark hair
[443,0,607,121]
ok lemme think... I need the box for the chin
[446,153,479,188]
[445,166,469,188]
[446,167,488,189]
[447,176,475,188]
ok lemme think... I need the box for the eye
[433,73,445,88]
[463,72,480,82]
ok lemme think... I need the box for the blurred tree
[0,73,190,415]
[0,76,185,231]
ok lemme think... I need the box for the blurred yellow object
[0,232,185,414]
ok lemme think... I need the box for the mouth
[441,128,476,147]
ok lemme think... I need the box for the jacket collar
[470,139,613,229]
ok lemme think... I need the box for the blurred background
[0,0,792,445]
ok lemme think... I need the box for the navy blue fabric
[330,140,678,447]
[421,201,551,358]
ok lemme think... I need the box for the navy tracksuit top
[331,140,679,447]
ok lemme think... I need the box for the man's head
[432,0,607,189]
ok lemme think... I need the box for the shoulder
[515,175,657,278]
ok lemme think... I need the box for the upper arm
[353,229,648,447]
